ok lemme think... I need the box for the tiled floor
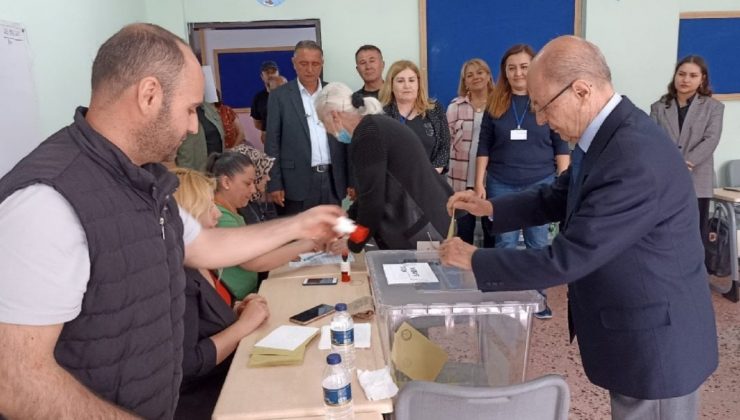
[526,283,740,419]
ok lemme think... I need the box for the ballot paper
[254,325,319,352]
[382,262,439,284]
[288,251,356,268]
[318,323,372,350]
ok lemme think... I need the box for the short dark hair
[294,40,323,56]
[91,23,186,99]
[355,45,382,60]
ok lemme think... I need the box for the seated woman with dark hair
[232,143,279,225]
[206,151,320,298]
[172,167,270,420]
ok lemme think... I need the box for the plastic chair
[394,375,570,420]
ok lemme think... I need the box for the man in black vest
[0,24,342,419]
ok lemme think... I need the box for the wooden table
[266,251,368,280]
[212,259,392,419]
[711,188,740,302]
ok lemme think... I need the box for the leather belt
[311,164,331,173]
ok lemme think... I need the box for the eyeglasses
[533,80,575,114]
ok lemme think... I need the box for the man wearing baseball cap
[251,60,279,143]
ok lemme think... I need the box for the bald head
[91,23,188,102]
[527,36,616,142]
[531,35,612,89]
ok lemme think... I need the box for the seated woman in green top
[206,151,319,299]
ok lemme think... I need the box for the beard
[132,99,183,165]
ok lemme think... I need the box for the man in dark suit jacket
[441,36,717,420]
[265,40,349,215]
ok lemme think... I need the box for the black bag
[705,204,731,277]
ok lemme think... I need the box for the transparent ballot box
[365,250,543,387]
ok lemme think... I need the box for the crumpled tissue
[357,366,399,401]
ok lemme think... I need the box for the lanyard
[511,98,530,129]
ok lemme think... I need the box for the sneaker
[534,306,553,320]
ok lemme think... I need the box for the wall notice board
[0,20,42,178]
[679,12,740,99]
[213,47,297,111]
[422,0,581,106]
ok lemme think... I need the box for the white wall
[0,0,147,138]
[2,0,738,181]
[168,0,421,89]
[584,0,740,185]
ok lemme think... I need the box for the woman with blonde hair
[447,58,495,245]
[172,167,269,419]
[379,60,450,173]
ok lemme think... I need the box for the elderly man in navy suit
[440,36,718,420]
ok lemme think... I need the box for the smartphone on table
[289,303,335,325]
[302,277,338,286]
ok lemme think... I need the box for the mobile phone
[289,303,335,325]
[302,277,338,286]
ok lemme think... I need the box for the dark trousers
[282,170,340,216]
[698,197,710,244]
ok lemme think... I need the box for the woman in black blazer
[315,82,453,251]
[171,168,270,420]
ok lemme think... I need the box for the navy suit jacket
[472,97,718,399]
[264,79,349,201]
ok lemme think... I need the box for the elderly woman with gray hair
[315,82,452,252]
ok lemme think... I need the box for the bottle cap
[327,353,342,365]
[335,303,347,311]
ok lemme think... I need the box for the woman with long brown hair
[650,55,724,261]
[475,44,570,319]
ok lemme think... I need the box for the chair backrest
[727,160,740,187]
[394,375,570,420]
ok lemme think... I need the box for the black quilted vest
[0,108,186,419]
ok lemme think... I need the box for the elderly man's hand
[447,190,493,218]
[439,237,477,271]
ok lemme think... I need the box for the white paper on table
[318,323,371,350]
[254,325,319,351]
[382,263,439,284]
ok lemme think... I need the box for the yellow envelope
[391,322,448,381]
[248,351,305,367]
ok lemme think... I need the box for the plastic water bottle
[323,353,354,420]
[330,303,355,372]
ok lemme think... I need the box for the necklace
[470,96,487,113]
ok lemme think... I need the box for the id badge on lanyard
[510,129,527,140]
[510,98,530,141]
